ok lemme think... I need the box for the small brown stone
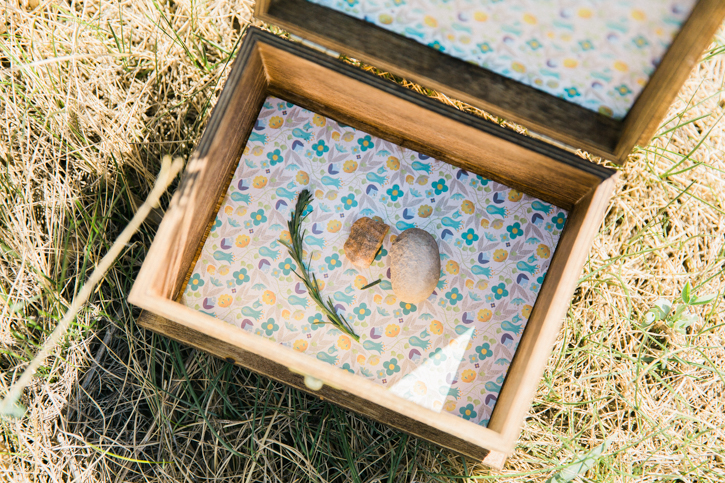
[344,217,390,269]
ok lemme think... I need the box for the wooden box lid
[255,0,725,164]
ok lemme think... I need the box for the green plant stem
[360,279,382,290]
[279,189,359,342]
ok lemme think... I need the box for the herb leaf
[279,189,359,342]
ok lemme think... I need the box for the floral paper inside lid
[305,0,696,120]
[181,96,568,426]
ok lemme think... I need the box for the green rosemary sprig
[279,189,360,342]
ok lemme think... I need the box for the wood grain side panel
[621,0,725,159]
[486,174,618,445]
[130,41,269,303]
[137,311,506,469]
[256,0,622,160]
[258,42,605,210]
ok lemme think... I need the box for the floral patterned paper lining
[181,96,568,426]
[305,0,695,120]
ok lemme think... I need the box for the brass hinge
[289,34,340,59]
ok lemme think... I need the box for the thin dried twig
[0,156,183,417]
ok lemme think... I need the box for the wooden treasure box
[129,1,725,468]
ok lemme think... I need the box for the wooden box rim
[255,0,725,164]
[129,28,618,466]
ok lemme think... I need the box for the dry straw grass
[1,0,724,481]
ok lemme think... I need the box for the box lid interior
[255,0,725,164]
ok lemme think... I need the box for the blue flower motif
[211,217,222,232]
[262,318,279,336]
[564,87,580,98]
[429,347,447,365]
[478,42,493,53]
[312,140,329,156]
[492,283,508,300]
[325,253,341,270]
[527,39,542,50]
[341,363,354,374]
[633,35,649,48]
[462,228,479,246]
[279,258,297,276]
[341,194,358,210]
[476,343,493,361]
[432,178,448,195]
[400,302,417,315]
[309,313,324,330]
[358,135,374,152]
[267,149,283,166]
[485,293,494,303]
[250,209,267,226]
[552,212,566,229]
[188,274,205,291]
[615,84,632,96]
[476,175,490,186]
[429,40,445,52]
[445,288,462,305]
[354,303,371,320]
[545,222,554,233]
[383,358,401,375]
[302,203,313,217]
[506,222,523,239]
[459,403,477,420]
[578,39,594,51]
[345,0,358,5]
[375,246,388,261]
[232,268,250,285]
[386,184,403,201]
[226,279,235,288]
[377,369,386,378]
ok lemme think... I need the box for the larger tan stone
[390,228,440,304]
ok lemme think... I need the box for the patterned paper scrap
[305,0,696,120]
[181,96,569,426]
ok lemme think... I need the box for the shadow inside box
[62,317,477,481]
